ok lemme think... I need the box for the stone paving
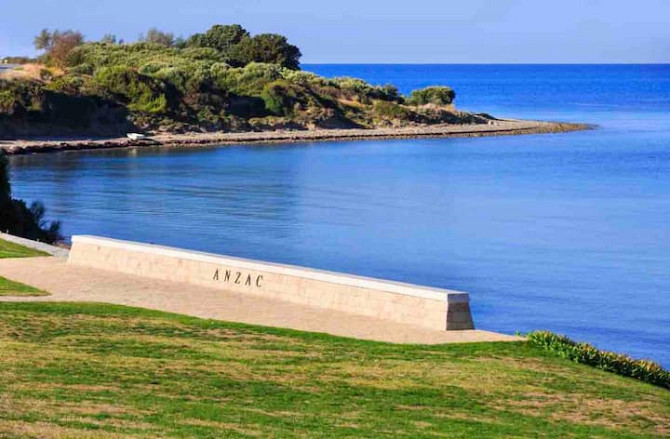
[0,256,521,344]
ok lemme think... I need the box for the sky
[1,0,668,63]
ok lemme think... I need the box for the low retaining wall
[68,236,474,331]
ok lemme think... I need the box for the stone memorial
[68,235,475,331]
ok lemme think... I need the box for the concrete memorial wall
[68,236,475,331]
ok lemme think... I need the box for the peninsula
[0,25,586,154]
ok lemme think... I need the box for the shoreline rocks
[0,120,590,156]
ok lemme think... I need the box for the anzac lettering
[212,268,264,289]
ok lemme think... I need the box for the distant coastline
[0,120,589,155]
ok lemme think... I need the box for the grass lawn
[0,276,49,297]
[0,238,49,259]
[0,302,667,438]
[0,238,50,296]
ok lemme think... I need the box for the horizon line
[302,62,670,65]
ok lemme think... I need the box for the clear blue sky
[1,0,668,63]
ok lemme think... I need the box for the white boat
[126,133,147,141]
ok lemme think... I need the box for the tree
[100,34,118,44]
[406,86,456,106]
[33,29,85,68]
[140,28,175,47]
[187,24,249,55]
[50,30,85,68]
[34,28,52,51]
[174,36,187,48]
[0,155,11,202]
[229,34,301,70]
[0,155,61,243]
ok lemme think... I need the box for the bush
[45,74,86,94]
[527,331,670,389]
[93,66,170,114]
[407,86,455,106]
[261,80,305,116]
[331,77,403,104]
[373,101,409,119]
[281,70,332,88]
[216,63,282,96]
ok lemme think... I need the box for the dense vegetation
[528,330,670,389]
[1,24,492,137]
[0,155,61,243]
[407,86,456,106]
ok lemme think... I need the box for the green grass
[0,238,49,259]
[0,277,49,297]
[0,238,50,296]
[0,302,668,438]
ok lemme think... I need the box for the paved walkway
[0,257,521,344]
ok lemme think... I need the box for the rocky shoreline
[0,120,589,155]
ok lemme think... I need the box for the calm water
[9,65,670,366]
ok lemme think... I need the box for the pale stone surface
[67,236,474,331]
[0,256,520,344]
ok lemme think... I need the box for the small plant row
[527,331,670,389]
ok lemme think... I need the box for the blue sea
[8,65,670,366]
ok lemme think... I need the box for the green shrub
[45,74,86,94]
[67,63,93,75]
[331,77,403,104]
[261,80,305,116]
[332,77,374,102]
[281,70,332,88]
[216,63,282,96]
[138,61,171,76]
[407,86,455,106]
[0,80,38,115]
[527,331,670,389]
[93,66,169,114]
[373,101,409,119]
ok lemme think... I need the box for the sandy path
[0,257,520,344]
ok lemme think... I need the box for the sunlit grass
[0,238,49,259]
[0,302,668,437]
[0,277,49,296]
